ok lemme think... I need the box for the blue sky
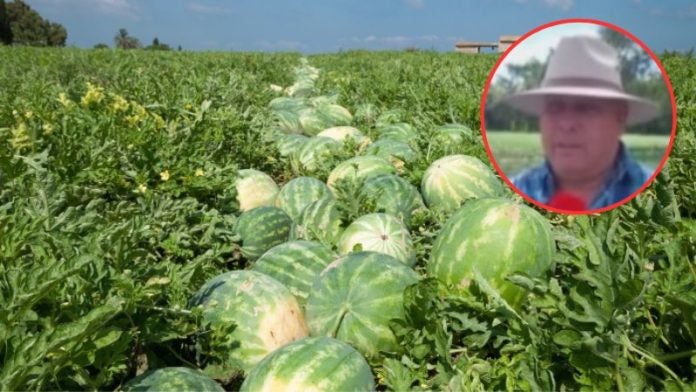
[24,0,696,53]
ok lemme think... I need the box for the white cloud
[188,2,232,15]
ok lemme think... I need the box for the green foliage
[5,0,66,46]
[0,46,693,391]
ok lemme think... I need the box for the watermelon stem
[329,306,349,338]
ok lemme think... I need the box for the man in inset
[496,35,660,211]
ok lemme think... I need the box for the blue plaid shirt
[511,143,653,210]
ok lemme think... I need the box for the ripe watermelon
[421,155,504,213]
[376,122,418,142]
[190,270,309,375]
[428,198,555,306]
[240,337,374,392]
[235,169,279,212]
[269,97,307,113]
[315,104,353,126]
[274,110,303,134]
[298,108,328,136]
[234,206,293,260]
[432,123,473,144]
[276,134,309,158]
[337,213,416,266]
[305,251,419,359]
[290,196,345,246]
[316,126,367,144]
[364,138,418,163]
[360,174,425,224]
[253,240,336,306]
[297,137,342,171]
[275,177,332,221]
[326,156,395,193]
[122,367,223,392]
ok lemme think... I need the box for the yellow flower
[185,103,193,110]
[152,113,166,129]
[195,168,205,177]
[42,123,54,135]
[160,170,170,181]
[111,94,129,112]
[57,92,72,108]
[25,111,33,119]
[138,184,148,193]
[81,82,105,107]
[10,122,31,150]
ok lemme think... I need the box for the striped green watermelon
[432,123,473,144]
[269,97,307,112]
[308,95,338,107]
[235,169,279,212]
[240,337,374,392]
[275,177,332,221]
[276,134,309,158]
[306,252,419,359]
[297,137,342,171]
[275,110,303,134]
[316,104,353,126]
[316,126,367,144]
[235,206,293,260]
[364,138,418,163]
[337,213,416,266]
[360,174,425,224]
[298,108,328,136]
[421,155,504,213]
[428,198,555,306]
[327,156,395,193]
[286,79,315,98]
[376,123,418,142]
[253,240,335,306]
[122,367,223,392]
[190,270,309,375]
[290,196,345,246]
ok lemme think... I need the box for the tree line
[0,0,66,46]
[0,1,178,50]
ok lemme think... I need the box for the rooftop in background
[455,35,522,53]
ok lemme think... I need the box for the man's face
[540,96,628,182]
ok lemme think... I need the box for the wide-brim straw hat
[495,35,660,126]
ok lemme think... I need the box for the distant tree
[46,21,66,46]
[0,0,12,44]
[177,45,182,51]
[146,36,171,51]
[6,0,66,46]
[599,27,653,86]
[114,28,140,49]
[93,42,109,49]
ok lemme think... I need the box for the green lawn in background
[486,131,672,177]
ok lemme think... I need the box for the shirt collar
[540,141,633,206]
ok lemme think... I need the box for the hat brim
[494,86,660,126]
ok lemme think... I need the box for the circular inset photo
[482,19,676,214]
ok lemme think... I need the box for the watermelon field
[1,47,695,391]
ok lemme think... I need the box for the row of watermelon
[121,59,556,391]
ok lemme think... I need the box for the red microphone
[548,191,587,211]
